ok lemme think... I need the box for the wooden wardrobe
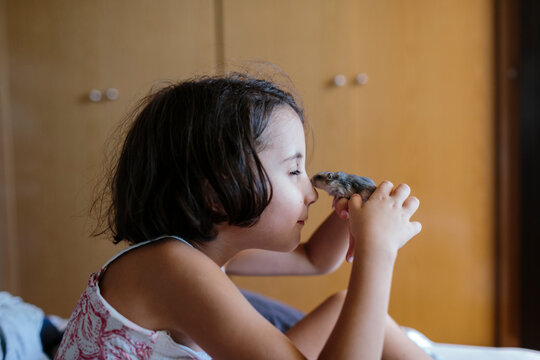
[1,0,496,346]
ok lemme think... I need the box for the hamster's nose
[312,174,324,183]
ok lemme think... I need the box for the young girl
[55,73,430,359]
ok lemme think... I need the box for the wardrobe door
[6,0,216,316]
[223,0,495,345]
[222,0,358,312]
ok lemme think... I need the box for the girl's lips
[297,220,306,225]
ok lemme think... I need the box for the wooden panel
[6,0,216,316]
[223,0,358,322]
[349,2,495,347]
[0,0,20,293]
[223,0,495,345]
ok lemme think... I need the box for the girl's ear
[202,180,225,214]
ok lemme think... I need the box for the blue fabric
[240,289,304,333]
[40,318,63,358]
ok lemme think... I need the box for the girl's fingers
[391,183,411,202]
[410,221,422,236]
[334,197,349,219]
[378,180,395,194]
[403,196,420,214]
[348,193,364,211]
[370,181,394,199]
[346,234,355,263]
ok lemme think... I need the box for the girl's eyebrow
[282,152,303,163]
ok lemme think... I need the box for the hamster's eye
[327,173,334,180]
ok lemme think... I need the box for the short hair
[96,73,304,245]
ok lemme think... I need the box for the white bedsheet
[432,343,540,360]
[403,327,540,360]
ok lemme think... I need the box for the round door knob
[355,73,369,85]
[333,74,347,87]
[88,89,102,102]
[106,88,119,100]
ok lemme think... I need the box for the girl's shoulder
[100,236,224,299]
[100,237,301,358]
[98,238,227,341]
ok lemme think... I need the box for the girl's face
[246,106,318,251]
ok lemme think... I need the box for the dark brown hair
[95,73,304,245]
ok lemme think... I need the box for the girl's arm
[286,292,432,360]
[320,182,422,359]
[224,202,350,276]
[158,181,421,360]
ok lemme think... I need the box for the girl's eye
[290,170,302,176]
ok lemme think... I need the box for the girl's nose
[304,176,319,206]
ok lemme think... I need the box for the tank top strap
[102,235,193,269]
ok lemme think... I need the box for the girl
[55,73,430,359]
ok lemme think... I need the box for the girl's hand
[334,197,355,262]
[335,181,421,261]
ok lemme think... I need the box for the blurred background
[1,0,538,350]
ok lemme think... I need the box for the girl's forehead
[263,107,305,140]
[267,106,304,134]
[260,107,306,154]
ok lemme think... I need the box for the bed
[2,291,539,359]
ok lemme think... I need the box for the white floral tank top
[55,236,212,360]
